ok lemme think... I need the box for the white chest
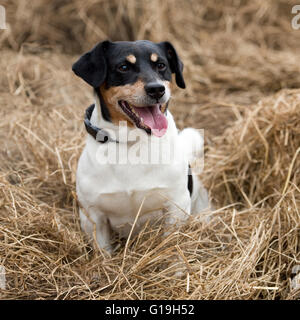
[76,111,192,237]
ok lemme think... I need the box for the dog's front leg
[164,191,191,228]
[79,208,113,253]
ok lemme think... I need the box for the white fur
[76,95,210,252]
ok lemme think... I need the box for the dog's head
[72,40,185,137]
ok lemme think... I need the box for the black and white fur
[72,40,210,252]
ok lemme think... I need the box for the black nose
[144,82,165,100]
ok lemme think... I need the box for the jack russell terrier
[72,40,210,253]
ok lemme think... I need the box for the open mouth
[118,101,168,137]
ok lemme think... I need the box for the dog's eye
[118,64,129,72]
[157,62,166,71]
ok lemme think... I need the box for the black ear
[159,41,185,89]
[72,40,110,88]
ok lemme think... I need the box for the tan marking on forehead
[126,54,136,64]
[150,53,158,62]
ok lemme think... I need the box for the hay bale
[203,89,300,208]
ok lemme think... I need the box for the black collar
[84,104,119,143]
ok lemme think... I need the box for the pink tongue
[133,105,168,137]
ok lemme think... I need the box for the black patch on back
[187,165,193,197]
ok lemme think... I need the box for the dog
[72,40,210,253]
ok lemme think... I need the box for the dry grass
[0,0,299,299]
